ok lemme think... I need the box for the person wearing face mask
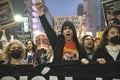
[92,25,120,64]
[2,40,27,65]
[34,0,88,64]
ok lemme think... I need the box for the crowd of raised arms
[0,0,120,68]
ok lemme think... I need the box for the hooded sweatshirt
[39,15,87,63]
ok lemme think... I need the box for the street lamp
[14,14,22,22]
[14,15,28,32]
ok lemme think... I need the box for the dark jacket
[39,15,87,62]
[92,46,120,63]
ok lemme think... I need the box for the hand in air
[34,0,44,16]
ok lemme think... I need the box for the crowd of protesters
[35,0,120,65]
[0,24,119,67]
[0,0,119,68]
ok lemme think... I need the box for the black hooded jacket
[39,15,87,62]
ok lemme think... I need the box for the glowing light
[14,15,22,22]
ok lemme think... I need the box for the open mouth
[65,33,72,41]
[66,34,70,36]
[88,43,92,45]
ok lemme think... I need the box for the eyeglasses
[85,38,92,41]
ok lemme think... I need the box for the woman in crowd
[93,25,120,64]
[3,40,27,65]
[25,40,40,65]
[81,35,94,63]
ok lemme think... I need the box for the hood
[61,21,78,42]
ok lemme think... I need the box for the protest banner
[0,61,120,80]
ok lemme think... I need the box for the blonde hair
[2,40,26,61]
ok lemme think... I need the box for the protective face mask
[109,36,120,45]
[10,49,22,59]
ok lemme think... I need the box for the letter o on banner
[32,76,46,80]
[1,76,16,80]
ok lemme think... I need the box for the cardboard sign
[102,0,120,26]
[54,16,82,35]
[0,0,17,31]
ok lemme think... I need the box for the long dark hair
[100,25,120,47]
[81,35,94,50]
[61,21,79,44]
[25,40,36,52]
[81,35,94,45]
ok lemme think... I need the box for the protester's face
[9,43,22,59]
[26,41,33,50]
[107,27,119,42]
[63,26,73,41]
[10,43,21,51]
[94,39,100,50]
[84,36,93,49]
[35,38,40,47]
